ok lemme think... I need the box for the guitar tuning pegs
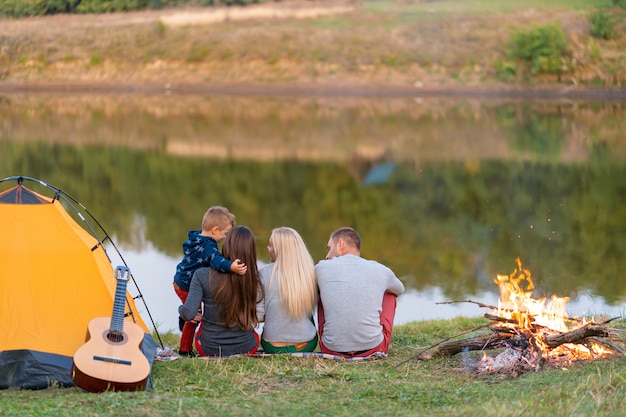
[115,265,131,281]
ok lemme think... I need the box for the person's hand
[231,259,247,275]
[191,313,202,323]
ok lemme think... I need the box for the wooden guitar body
[72,266,150,392]
[72,317,150,392]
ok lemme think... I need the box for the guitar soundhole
[107,331,124,343]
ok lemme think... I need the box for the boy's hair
[201,206,236,232]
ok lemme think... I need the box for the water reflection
[1,93,625,332]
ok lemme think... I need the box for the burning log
[421,319,615,358]
[405,313,624,377]
[542,322,611,348]
[403,259,626,378]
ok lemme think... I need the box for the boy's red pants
[173,282,200,353]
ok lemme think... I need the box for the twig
[598,316,622,325]
[484,312,520,324]
[436,299,498,310]
[395,322,492,367]
[439,299,584,324]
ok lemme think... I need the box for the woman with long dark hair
[179,226,264,357]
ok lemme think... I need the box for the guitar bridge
[93,355,132,366]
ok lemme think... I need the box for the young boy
[173,206,247,356]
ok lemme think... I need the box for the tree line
[0,0,275,17]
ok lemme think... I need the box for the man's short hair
[330,227,361,250]
[202,206,236,231]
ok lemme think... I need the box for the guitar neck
[110,266,130,336]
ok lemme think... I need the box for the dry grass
[0,0,625,89]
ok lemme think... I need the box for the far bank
[1,0,625,90]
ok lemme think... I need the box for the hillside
[1,0,625,96]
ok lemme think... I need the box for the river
[1,91,625,333]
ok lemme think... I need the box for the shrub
[494,60,517,82]
[588,8,620,40]
[0,0,267,16]
[0,0,82,16]
[89,52,103,66]
[76,0,149,13]
[75,0,112,13]
[507,23,569,76]
[0,0,47,17]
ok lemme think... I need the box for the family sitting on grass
[175,206,405,359]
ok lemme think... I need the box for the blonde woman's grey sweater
[257,263,318,343]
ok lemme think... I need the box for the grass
[366,0,613,16]
[1,0,625,87]
[2,317,626,416]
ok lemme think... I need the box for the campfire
[406,258,626,377]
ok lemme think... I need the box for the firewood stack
[404,303,625,378]
[402,259,626,378]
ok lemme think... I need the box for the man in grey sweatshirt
[315,227,405,358]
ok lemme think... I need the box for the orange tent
[0,177,158,389]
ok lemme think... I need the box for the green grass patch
[2,317,625,416]
[365,0,615,16]
[89,52,103,66]
[186,43,210,63]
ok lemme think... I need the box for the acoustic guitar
[72,266,150,392]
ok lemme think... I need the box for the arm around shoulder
[230,258,247,275]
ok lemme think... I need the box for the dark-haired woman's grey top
[179,267,257,357]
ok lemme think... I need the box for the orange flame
[493,258,610,359]
[495,257,570,332]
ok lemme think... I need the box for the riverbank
[1,0,625,95]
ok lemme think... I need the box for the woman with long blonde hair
[257,227,318,353]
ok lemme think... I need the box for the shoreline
[2,81,626,100]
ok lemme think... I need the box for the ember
[404,258,626,378]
